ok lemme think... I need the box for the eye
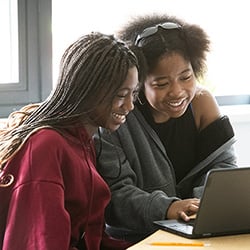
[116,90,128,98]
[116,94,126,98]
[181,74,193,81]
[155,82,169,88]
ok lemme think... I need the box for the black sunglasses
[135,22,182,47]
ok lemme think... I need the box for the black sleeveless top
[137,100,198,183]
[137,95,234,184]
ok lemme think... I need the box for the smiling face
[144,52,196,123]
[93,66,139,132]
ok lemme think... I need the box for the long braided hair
[0,32,138,173]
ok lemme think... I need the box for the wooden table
[127,230,250,249]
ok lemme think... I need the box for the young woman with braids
[95,14,237,243]
[0,32,139,250]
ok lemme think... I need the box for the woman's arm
[95,119,179,232]
[4,182,72,250]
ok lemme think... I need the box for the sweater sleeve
[95,123,179,233]
[177,116,237,199]
[4,182,74,250]
[2,130,77,250]
[196,115,236,162]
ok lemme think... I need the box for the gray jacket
[95,107,237,240]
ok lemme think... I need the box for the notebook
[154,167,250,238]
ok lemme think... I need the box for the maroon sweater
[0,127,110,250]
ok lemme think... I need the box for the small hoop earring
[137,96,145,105]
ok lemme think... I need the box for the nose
[168,82,183,97]
[123,94,134,112]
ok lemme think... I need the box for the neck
[82,122,98,137]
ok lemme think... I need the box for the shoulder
[22,128,79,171]
[27,128,70,154]
[31,128,65,143]
[191,86,221,131]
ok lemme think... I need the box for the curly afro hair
[117,14,210,83]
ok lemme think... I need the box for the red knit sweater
[0,127,110,250]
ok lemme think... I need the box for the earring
[137,96,145,105]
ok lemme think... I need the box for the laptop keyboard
[167,219,195,234]
[154,219,195,235]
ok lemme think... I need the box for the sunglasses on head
[135,22,182,47]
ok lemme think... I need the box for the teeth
[112,112,125,119]
[169,100,184,107]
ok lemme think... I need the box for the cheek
[187,80,196,92]
[113,99,123,108]
[144,88,162,104]
[94,105,111,123]
[188,84,197,99]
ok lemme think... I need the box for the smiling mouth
[112,112,127,123]
[168,99,186,107]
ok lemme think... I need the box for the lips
[166,98,188,116]
[168,98,186,107]
[112,112,127,123]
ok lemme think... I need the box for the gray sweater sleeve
[95,113,179,232]
[95,109,237,234]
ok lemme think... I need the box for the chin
[106,123,122,132]
[109,126,121,132]
[168,109,186,118]
[102,118,124,131]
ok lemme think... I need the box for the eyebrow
[117,87,131,92]
[118,83,140,91]
[152,68,192,81]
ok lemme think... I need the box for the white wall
[234,122,250,167]
[221,105,250,167]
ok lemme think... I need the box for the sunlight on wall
[52,0,250,96]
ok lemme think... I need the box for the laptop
[154,167,250,238]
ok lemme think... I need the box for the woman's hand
[166,198,200,221]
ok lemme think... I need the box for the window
[0,0,18,84]
[1,0,248,118]
[52,0,250,106]
[0,0,52,118]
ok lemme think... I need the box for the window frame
[1,0,249,119]
[0,0,52,118]
[216,95,250,106]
